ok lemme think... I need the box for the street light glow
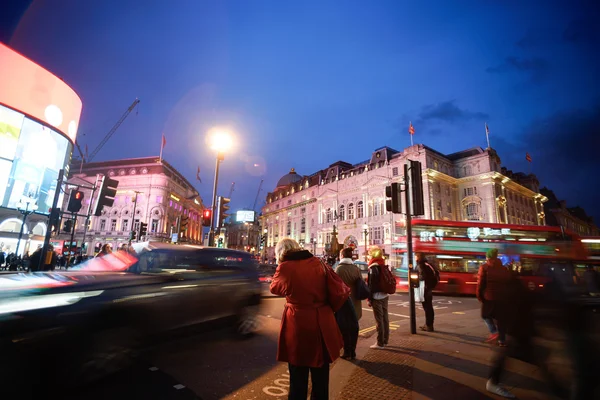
[208,128,233,153]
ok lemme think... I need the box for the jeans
[421,289,434,328]
[372,297,389,346]
[288,363,329,400]
[483,318,498,334]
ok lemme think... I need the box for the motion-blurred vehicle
[0,243,262,396]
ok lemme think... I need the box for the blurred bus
[396,219,588,295]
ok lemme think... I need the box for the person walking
[367,246,390,349]
[270,238,347,400]
[335,247,363,359]
[477,249,511,347]
[416,253,439,332]
[95,243,113,258]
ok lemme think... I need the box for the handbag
[414,281,425,303]
[355,277,370,300]
[320,260,351,312]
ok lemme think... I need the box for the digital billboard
[0,43,82,142]
[236,210,256,223]
[0,104,72,214]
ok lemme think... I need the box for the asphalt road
[56,286,479,400]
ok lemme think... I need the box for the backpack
[424,262,440,289]
[379,265,397,295]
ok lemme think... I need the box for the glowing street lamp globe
[208,128,233,153]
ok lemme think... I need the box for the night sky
[3,1,600,222]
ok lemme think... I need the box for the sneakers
[369,343,385,349]
[486,379,515,398]
[484,333,499,343]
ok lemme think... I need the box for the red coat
[477,258,512,302]
[270,250,343,367]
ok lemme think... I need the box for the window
[436,200,442,210]
[348,203,355,219]
[369,227,383,245]
[339,205,345,221]
[286,221,291,236]
[446,202,452,213]
[301,207,306,214]
[156,195,163,203]
[100,219,106,231]
[122,219,129,232]
[373,201,379,216]
[301,218,306,234]
[326,208,332,223]
[466,203,480,220]
[436,183,441,193]
[392,167,399,176]
[357,201,364,218]
[151,219,159,233]
[134,219,140,232]
[445,186,450,196]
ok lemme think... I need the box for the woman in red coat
[270,238,345,400]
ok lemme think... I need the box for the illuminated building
[540,187,599,236]
[261,144,548,265]
[54,157,206,255]
[0,43,82,257]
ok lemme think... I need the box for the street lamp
[207,128,233,246]
[15,197,38,257]
[362,224,369,262]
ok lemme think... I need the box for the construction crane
[252,179,264,211]
[228,182,235,199]
[87,98,140,162]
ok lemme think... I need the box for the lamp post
[15,197,38,257]
[207,129,233,246]
[362,224,369,262]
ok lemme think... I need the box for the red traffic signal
[202,209,212,227]
[67,190,84,213]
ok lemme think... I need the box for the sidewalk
[329,308,556,400]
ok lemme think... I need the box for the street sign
[172,233,178,243]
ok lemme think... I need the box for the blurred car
[0,243,262,396]
[354,260,369,281]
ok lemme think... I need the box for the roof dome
[277,168,303,188]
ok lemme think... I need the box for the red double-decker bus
[396,219,587,295]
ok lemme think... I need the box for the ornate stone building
[54,157,205,255]
[261,144,548,266]
[540,187,599,236]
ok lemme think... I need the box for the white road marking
[362,308,410,318]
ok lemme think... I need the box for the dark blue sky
[4,1,600,221]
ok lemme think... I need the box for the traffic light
[217,237,224,248]
[63,219,73,233]
[139,222,148,238]
[93,175,119,216]
[217,196,230,228]
[130,230,137,241]
[49,207,61,233]
[409,160,425,216]
[202,209,212,227]
[385,182,402,214]
[67,190,84,213]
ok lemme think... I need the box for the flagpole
[485,123,490,149]
[159,135,164,163]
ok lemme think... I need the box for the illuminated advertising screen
[0,103,72,214]
[236,210,256,223]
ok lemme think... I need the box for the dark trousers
[372,297,389,346]
[288,363,329,400]
[340,323,358,357]
[335,299,359,357]
[421,289,434,327]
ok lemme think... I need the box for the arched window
[339,205,345,221]
[373,200,379,216]
[465,203,480,220]
[348,203,355,219]
[357,201,364,218]
[326,208,332,223]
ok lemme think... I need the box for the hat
[486,248,498,259]
[369,246,383,259]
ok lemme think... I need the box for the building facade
[54,157,205,255]
[225,220,261,253]
[0,43,82,257]
[261,144,548,266]
[540,187,599,236]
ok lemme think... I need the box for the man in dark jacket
[416,253,437,332]
[367,247,389,349]
[335,247,362,359]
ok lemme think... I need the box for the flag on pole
[196,166,202,182]
[159,133,166,162]
[408,122,415,135]
[485,123,489,135]
[526,152,532,162]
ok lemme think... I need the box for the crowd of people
[269,237,598,400]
